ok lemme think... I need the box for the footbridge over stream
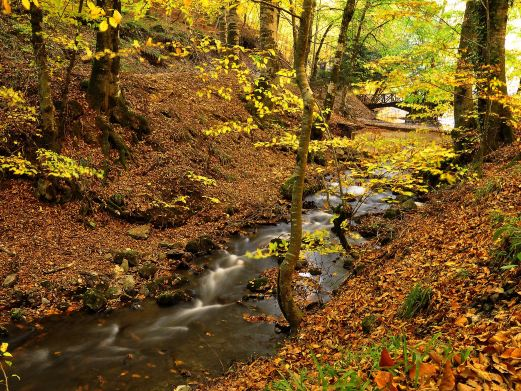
[356,93,409,111]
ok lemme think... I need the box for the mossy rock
[246,276,270,293]
[280,175,323,201]
[361,314,378,334]
[138,262,158,279]
[82,288,107,312]
[155,289,192,307]
[185,236,218,255]
[112,249,140,267]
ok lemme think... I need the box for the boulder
[246,276,270,293]
[155,290,192,307]
[2,273,17,288]
[120,275,137,295]
[138,262,158,279]
[383,207,401,219]
[185,236,218,255]
[159,242,179,249]
[166,249,185,260]
[127,224,151,240]
[112,249,140,267]
[82,288,107,312]
[400,199,417,211]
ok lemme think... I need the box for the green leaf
[500,264,518,271]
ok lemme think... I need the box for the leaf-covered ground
[0,61,299,325]
[207,142,521,390]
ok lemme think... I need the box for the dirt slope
[0,61,298,326]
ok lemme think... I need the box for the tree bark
[259,0,280,79]
[30,3,59,151]
[453,0,477,136]
[217,5,227,45]
[277,0,316,333]
[88,0,123,113]
[323,0,356,123]
[475,0,513,154]
[227,1,240,47]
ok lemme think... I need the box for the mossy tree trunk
[277,0,316,333]
[30,3,59,151]
[323,0,356,123]
[475,0,513,155]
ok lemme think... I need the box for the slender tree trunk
[88,0,124,113]
[227,1,240,47]
[475,0,513,154]
[277,0,316,333]
[60,0,85,135]
[30,3,59,151]
[311,22,334,82]
[346,0,369,87]
[453,0,477,148]
[323,0,356,123]
[217,5,227,45]
[288,0,298,55]
[259,0,280,78]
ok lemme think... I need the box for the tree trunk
[227,1,240,47]
[88,0,148,140]
[311,22,334,82]
[88,0,123,113]
[30,3,59,151]
[323,0,356,123]
[475,0,513,154]
[259,0,280,79]
[453,0,478,152]
[277,0,316,333]
[217,5,227,45]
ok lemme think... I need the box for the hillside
[209,142,521,390]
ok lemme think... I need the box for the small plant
[474,179,501,200]
[398,284,432,319]
[0,342,19,390]
[492,214,521,270]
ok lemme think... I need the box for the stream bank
[8,170,399,390]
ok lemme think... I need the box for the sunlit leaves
[203,118,258,137]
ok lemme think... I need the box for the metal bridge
[356,93,405,110]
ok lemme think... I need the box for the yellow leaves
[1,0,11,14]
[87,1,105,19]
[99,20,108,32]
[112,9,122,24]
[0,342,8,353]
[21,0,30,10]
[81,47,93,61]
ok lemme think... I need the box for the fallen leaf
[379,348,396,368]
[409,362,437,381]
[374,370,397,391]
[439,361,455,391]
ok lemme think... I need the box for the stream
[9,183,393,391]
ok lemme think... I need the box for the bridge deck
[357,93,404,109]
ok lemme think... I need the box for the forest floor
[209,141,521,390]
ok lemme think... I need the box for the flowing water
[9,184,393,391]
